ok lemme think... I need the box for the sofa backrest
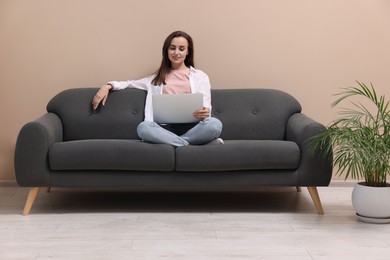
[211,89,301,140]
[47,88,146,141]
[47,88,301,141]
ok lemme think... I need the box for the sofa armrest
[286,113,332,186]
[14,113,63,186]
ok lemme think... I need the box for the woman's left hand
[193,107,210,120]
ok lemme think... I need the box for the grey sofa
[14,88,332,215]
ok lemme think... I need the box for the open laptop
[152,93,203,124]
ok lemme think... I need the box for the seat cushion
[175,140,300,171]
[49,140,175,171]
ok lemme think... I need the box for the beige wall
[1,0,389,181]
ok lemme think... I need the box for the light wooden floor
[1,182,390,260]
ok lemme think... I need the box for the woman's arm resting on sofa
[92,84,112,110]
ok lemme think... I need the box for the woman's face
[168,36,189,69]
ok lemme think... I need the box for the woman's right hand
[92,84,112,110]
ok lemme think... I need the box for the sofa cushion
[47,88,146,141]
[175,140,300,171]
[49,140,175,171]
[211,89,302,140]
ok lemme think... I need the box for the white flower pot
[351,182,390,224]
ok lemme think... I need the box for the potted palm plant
[310,81,390,223]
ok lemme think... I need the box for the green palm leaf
[309,81,390,187]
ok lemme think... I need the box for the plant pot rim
[356,181,390,188]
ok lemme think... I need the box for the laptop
[152,93,203,124]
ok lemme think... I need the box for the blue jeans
[137,117,223,146]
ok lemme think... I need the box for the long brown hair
[151,31,195,86]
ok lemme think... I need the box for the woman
[92,31,223,146]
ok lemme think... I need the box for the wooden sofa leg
[307,186,324,215]
[23,187,40,216]
[296,186,302,192]
[46,187,51,193]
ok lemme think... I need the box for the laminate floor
[1,182,390,260]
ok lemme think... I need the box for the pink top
[163,68,191,94]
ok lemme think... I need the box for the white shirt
[108,67,212,122]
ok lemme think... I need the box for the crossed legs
[137,117,223,146]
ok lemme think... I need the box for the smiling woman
[151,31,195,86]
[168,37,190,70]
[91,31,223,147]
